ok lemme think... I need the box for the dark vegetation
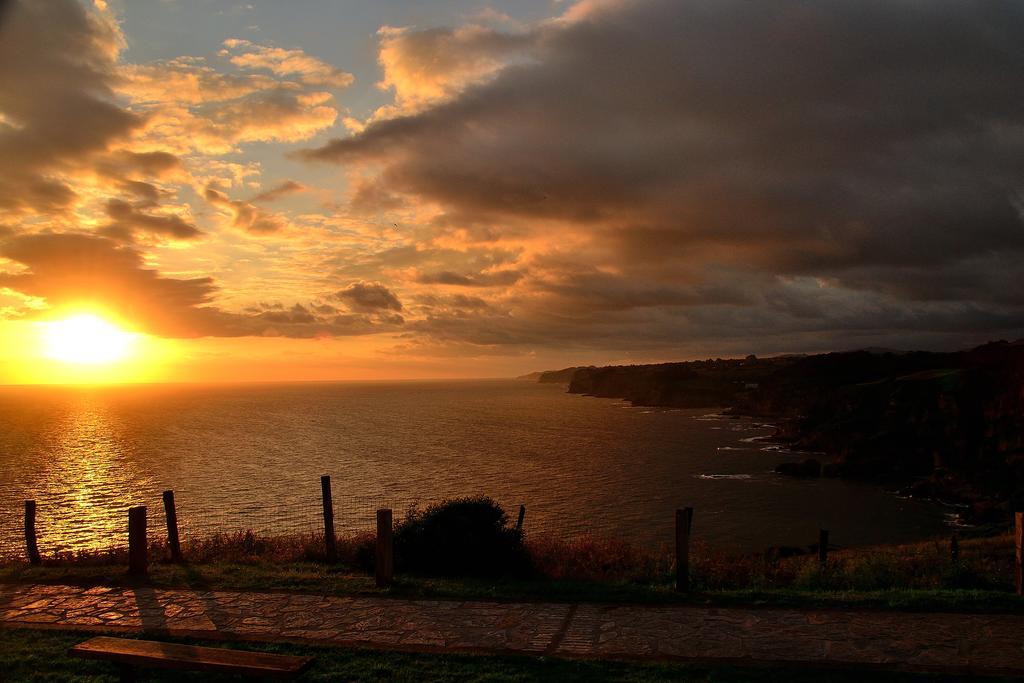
[4,628,996,683]
[542,340,1024,524]
[390,497,529,577]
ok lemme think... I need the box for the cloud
[4,0,1022,363]
[222,39,355,88]
[0,2,204,251]
[0,0,139,216]
[244,302,317,324]
[100,150,183,178]
[121,58,278,105]
[334,281,403,312]
[119,44,347,155]
[0,232,218,336]
[250,180,306,203]
[0,233,404,338]
[199,89,338,146]
[416,269,523,287]
[205,185,288,234]
[346,176,407,215]
[130,86,339,156]
[299,0,1024,354]
[0,2,402,346]
[374,23,533,113]
[101,198,202,241]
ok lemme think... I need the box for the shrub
[392,497,528,577]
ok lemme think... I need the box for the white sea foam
[696,474,753,480]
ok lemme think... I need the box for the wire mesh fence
[0,473,979,570]
[0,477,616,564]
[3,483,1022,599]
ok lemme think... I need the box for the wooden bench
[70,636,312,681]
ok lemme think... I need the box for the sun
[42,313,137,365]
[4,311,176,384]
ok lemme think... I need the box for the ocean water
[0,380,949,557]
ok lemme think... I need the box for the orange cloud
[0,233,406,339]
[222,39,355,88]
[205,185,290,235]
[373,23,532,115]
[118,42,348,156]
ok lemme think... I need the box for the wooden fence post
[675,507,693,592]
[1015,511,1022,597]
[515,505,526,534]
[24,500,41,566]
[162,490,183,563]
[321,475,337,563]
[128,506,148,575]
[376,508,393,588]
[819,529,829,566]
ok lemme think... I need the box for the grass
[0,627,1012,682]
[2,530,1022,613]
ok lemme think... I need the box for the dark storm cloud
[101,199,202,241]
[302,0,1024,353]
[0,0,141,215]
[535,269,754,311]
[416,269,523,287]
[334,281,403,312]
[0,233,402,339]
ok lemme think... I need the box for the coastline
[548,344,1023,533]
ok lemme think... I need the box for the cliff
[560,342,1024,518]
[537,367,591,384]
[567,355,793,407]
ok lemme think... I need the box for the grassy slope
[2,532,1021,613]
[0,628,1010,683]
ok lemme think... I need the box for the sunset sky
[1,0,1022,384]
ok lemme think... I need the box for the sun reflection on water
[31,394,157,554]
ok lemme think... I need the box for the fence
[0,484,608,561]
[6,475,1024,595]
[0,485,408,560]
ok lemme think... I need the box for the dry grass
[686,535,1017,592]
[524,532,1018,592]
[32,530,375,568]
[4,528,1018,594]
[525,533,672,582]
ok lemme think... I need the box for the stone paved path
[3,583,1024,676]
